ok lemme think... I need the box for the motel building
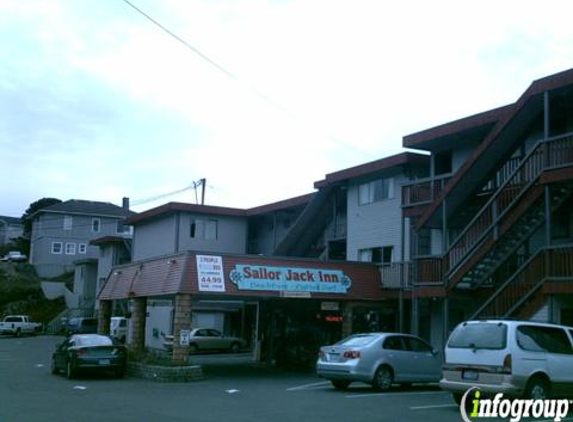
[97,251,389,365]
[96,68,573,364]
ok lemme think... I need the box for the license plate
[462,370,478,381]
[98,359,111,366]
[327,353,340,362]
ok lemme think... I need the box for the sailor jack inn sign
[229,264,352,294]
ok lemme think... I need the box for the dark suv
[65,317,98,335]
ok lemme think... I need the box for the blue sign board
[229,264,352,294]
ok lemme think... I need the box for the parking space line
[286,381,331,391]
[346,391,447,399]
[410,404,458,410]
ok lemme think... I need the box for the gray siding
[132,212,248,261]
[346,173,405,262]
[132,215,178,261]
[31,213,129,278]
[177,212,248,255]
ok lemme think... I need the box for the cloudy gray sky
[2,0,573,217]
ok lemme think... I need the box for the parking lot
[0,335,477,421]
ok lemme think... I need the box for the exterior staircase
[444,134,573,289]
[455,184,573,289]
[470,245,573,319]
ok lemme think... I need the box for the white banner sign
[196,255,225,292]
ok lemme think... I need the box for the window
[517,325,573,355]
[405,337,433,353]
[359,246,393,265]
[116,220,131,234]
[92,218,100,233]
[358,178,394,205]
[78,243,87,254]
[65,243,76,255]
[448,323,507,350]
[205,219,217,240]
[383,336,406,351]
[190,218,218,240]
[434,149,452,175]
[63,215,73,231]
[51,242,63,254]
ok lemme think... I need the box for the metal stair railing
[444,133,573,287]
[470,245,573,319]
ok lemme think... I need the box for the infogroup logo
[459,387,570,422]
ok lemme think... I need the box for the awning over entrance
[97,251,384,301]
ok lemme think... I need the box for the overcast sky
[1,0,573,217]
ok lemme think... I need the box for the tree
[17,198,62,255]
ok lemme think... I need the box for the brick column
[98,300,112,335]
[342,303,354,338]
[132,297,147,353]
[172,294,192,364]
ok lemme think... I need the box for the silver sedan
[316,332,442,391]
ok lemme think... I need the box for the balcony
[379,262,411,289]
[402,175,451,208]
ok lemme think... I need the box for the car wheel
[189,344,198,354]
[51,358,59,375]
[230,342,241,353]
[525,376,550,399]
[14,328,21,338]
[66,361,76,380]
[331,380,351,390]
[372,366,393,392]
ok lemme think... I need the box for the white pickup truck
[0,315,42,336]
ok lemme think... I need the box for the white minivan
[441,320,573,402]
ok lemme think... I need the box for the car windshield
[75,335,113,347]
[448,322,507,349]
[336,334,379,347]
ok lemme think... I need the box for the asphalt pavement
[0,335,470,422]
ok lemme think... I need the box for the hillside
[0,262,66,325]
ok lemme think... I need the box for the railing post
[544,91,551,167]
[545,185,552,247]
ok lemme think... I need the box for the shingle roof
[40,200,134,218]
[0,216,22,225]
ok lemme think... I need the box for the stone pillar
[98,300,112,335]
[172,294,192,364]
[132,297,147,353]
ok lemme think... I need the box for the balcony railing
[402,175,451,208]
[445,134,573,284]
[412,256,443,285]
[379,262,411,288]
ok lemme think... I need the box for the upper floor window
[434,149,452,175]
[116,220,132,235]
[51,242,63,254]
[359,246,393,265]
[358,178,394,205]
[63,215,73,231]
[92,218,101,233]
[78,243,87,254]
[65,243,76,255]
[190,218,218,240]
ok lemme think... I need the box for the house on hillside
[30,198,134,278]
[0,216,24,247]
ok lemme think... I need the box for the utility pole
[193,178,207,205]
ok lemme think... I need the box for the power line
[118,0,368,156]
